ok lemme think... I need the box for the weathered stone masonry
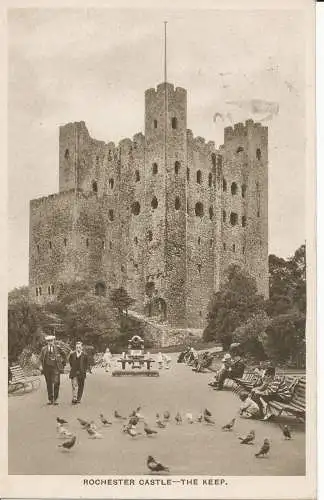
[29,81,269,328]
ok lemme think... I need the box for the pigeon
[86,426,103,439]
[156,414,166,428]
[126,425,141,438]
[255,438,270,458]
[204,408,212,417]
[185,413,194,424]
[144,423,158,437]
[204,414,215,425]
[175,412,182,424]
[239,430,255,445]
[57,423,73,438]
[163,411,170,422]
[279,424,292,440]
[222,418,236,431]
[58,435,76,450]
[114,410,126,420]
[100,414,112,426]
[57,417,68,425]
[129,415,140,426]
[147,455,170,473]
[77,417,90,428]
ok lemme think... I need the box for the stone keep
[29,81,269,328]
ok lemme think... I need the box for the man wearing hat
[68,340,88,405]
[40,335,65,405]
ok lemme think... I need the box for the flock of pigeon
[56,407,293,472]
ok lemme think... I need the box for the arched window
[211,153,216,168]
[242,184,247,198]
[223,243,226,250]
[63,238,67,247]
[186,167,190,182]
[109,241,113,249]
[210,238,213,248]
[198,237,201,245]
[242,215,247,227]
[175,196,181,210]
[86,238,89,247]
[171,117,177,129]
[109,178,114,189]
[256,148,262,160]
[232,244,236,252]
[135,170,140,182]
[222,210,226,223]
[152,163,158,175]
[134,236,138,245]
[230,212,238,226]
[36,288,38,297]
[48,286,51,295]
[154,119,158,129]
[92,181,98,193]
[102,240,105,249]
[209,207,214,220]
[195,202,204,217]
[131,201,141,215]
[151,196,158,209]
[242,245,246,254]
[147,230,153,242]
[231,182,238,195]
[196,170,202,184]
[187,200,189,214]
[108,209,114,221]
[197,264,202,274]
[51,285,54,294]
[223,178,227,191]
[121,265,125,272]
[208,173,213,187]
[64,148,70,160]
[236,146,244,153]
[49,241,52,250]
[95,282,106,297]
[174,161,180,174]
[37,244,40,254]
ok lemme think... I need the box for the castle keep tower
[29,81,269,328]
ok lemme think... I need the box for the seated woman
[209,347,245,390]
[250,366,293,420]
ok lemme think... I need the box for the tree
[203,265,265,348]
[260,311,306,366]
[110,287,135,316]
[231,311,270,360]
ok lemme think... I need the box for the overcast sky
[8,8,306,290]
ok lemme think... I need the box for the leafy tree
[203,265,265,348]
[231,311,270,359]
[110,287,135,316]
[260,311,306,366]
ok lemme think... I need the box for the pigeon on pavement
[144,423,158,437]
[100,414,112,426]
[239,430,255,444]
[147,455,170,473]
[222,418,236,431]
[57,417,68,425]
[58,435,76,450]
[255,438,270,458]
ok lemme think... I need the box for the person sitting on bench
[239,391,260,419]
[209,346,245,390]
[250,366,293,420]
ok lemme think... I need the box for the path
[8,355,305,475]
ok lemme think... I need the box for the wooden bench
[8,364,41,394]
[227,371,305,421]
[117,358,155,370]
[267,376,305,421]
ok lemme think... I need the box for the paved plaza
[8,355,305,476]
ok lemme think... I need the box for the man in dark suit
[39,335,65,405]
[68,341,88,405]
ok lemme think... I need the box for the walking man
[68,340,88,405]
[40,335,64,405]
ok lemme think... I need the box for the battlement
[30,188,102,210]
[145,82,187,98]
[224,119,268,140]
[187,132,217,155]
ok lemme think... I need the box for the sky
[8,7,307,290]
